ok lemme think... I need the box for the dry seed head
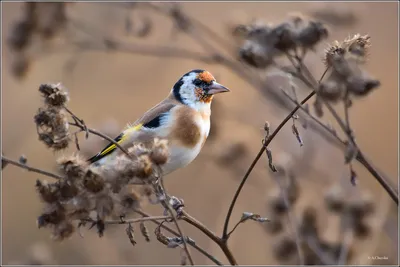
[296,20,329,49]
[134,154,154,179]
[346,196,374,219]
[83,169,105,193]
[95,192,115,220]
[36,180,59,204]
[51,220,75,241]
[268,189,289,215]
[346,76,380,96]
[50,136,70,151]
[113,154,153,181]
[318,80,345,102]
[323,41,346,67]
[150,138,169,165]
[57,154,87,179]
[128,143,149,157]
[273,236,297,261]
[8,20,34,51]
[34,107,69,135]
[271,22,298,52]
[299,207,318,237]
[38,83,69,107]
[353,220,371,238]
[119,186,141,211]
[37,204,66,228]
[58,181,79,201]
[324,185,345,213]
[343,34,371,60]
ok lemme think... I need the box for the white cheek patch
[178,73,198,105]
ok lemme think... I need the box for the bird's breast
[161,106,210,175]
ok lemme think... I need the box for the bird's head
[172,69,230,109]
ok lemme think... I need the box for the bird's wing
[87,99,178,164]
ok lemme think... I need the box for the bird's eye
[193,79,203,86]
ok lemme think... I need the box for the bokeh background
[2,2,398,265]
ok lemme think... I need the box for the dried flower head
[150,138,169,165]
[343,34,371,60]
[118,186,141,215]
[299,207,318,237]
[58,180,79,201]
[112,154,153,182]
[37,204,66,228]
[57,155,87,179]
[135,154,153,179]
[273,236,297,261]
[51,220,74,241]
[324,185,345,213]
[39,83,69,107]
[128,143,149,157]
[7,20,34,51]
[95,192,114,220]
[83,169,105,193]
[35,106,70,151]
[36,180,59,204]
[318,80,345,102]
[323,40,346,68]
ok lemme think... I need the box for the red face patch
[197,71,215,84]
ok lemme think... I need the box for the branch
[155,175,195,265]
[84,215,171,225]
[180,210,238,265]
[222,90,317,240]
[69,122,132,159]
[296,62,398,205]
[282,90,398,200]
[1,155,63,180]
[134,209,223,266]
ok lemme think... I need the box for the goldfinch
[88,69,230,175]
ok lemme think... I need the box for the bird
[87,69,230,176]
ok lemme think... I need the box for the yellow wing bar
[87,123,142,164]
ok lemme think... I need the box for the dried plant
[2,2,398,266]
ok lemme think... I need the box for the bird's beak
[207,82,230,95]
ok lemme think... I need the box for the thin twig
[282,88,398,201]
[180,210,237,265]
[69,122,132,159]
[226,218,246,238]
[296,63,398,205]
[134,209,223,265]
[222,66,329,240]
[1,155,63,180]
[85,215,171,225]
[222,91,317,240]
[156,175,195,265]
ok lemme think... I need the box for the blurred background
[1,1,398,265]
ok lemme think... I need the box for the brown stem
[282,90,399,202]
[69,122,132,159]
[1,155,63,180]
[156,175,195,266]
[222,90,317,240]
[180,210,237,265]
[87,215,171,225]
[134,209,223,265]
[296,63,399,205]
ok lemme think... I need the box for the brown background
[2,2,398,265]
